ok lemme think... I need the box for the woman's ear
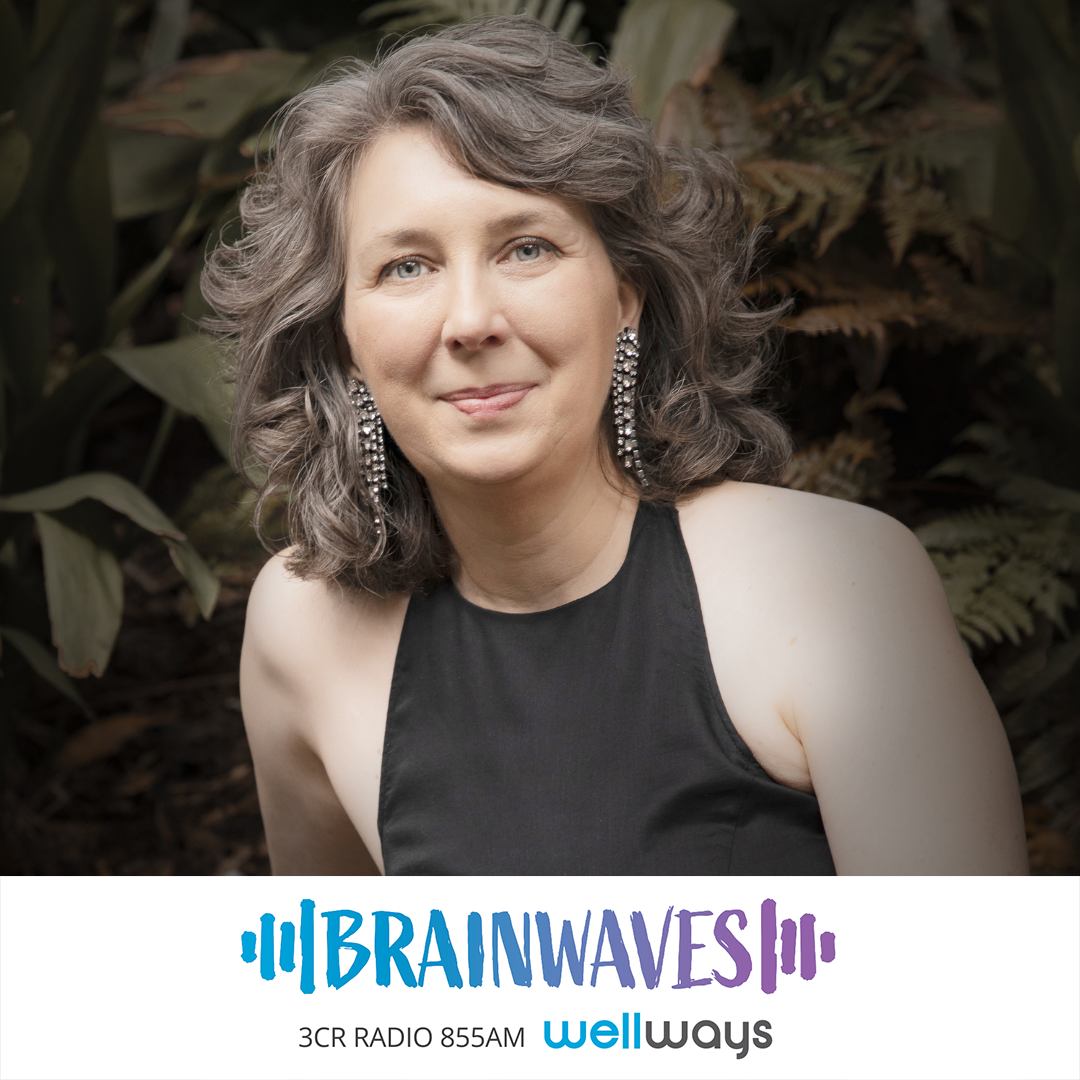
[617,274,645,332]
[333,318,361,379]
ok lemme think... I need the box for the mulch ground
[2,567,269,876]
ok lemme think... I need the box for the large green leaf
[29,0,76,61]
[1055,211,1080,408]
[0,212,51,411]
[610,0,739,123]
[991,120,1040,247]
[0,113,31,223]
[101,49,309,140]
[0,472,185,535]
[142,0,191,79]
[104,197,210,342]
[164,534,220,618]
[0,355,132,501]
[0,531,51,640]
[16,0,114,220]
[363,1,586,40]
[104,334,234,460]
[46,118,115,354]
[930,454,1080,512]
[0,1,27,113]
[0,623,91,714]
[0,472,219,619]
[1,0,115,412]
[33,510,122,677]
[178,197,240,337]
[988,1,1080,406]
[107,127,204,221]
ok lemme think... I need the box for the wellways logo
[239,899,835,995]
[543,1013,772,1056]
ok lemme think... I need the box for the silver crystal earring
[349,377,389,532]
[612,327,648,486]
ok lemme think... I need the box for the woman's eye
[390,260,425,280]
[512,241,548,263]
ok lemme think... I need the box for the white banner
[1,876,1077,1080]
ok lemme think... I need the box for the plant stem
[139,403,178,491]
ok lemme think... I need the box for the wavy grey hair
[202,15,791,594]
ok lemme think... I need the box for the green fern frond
[361,0,587,41]
[918,506,1080,649]
[815,2,909,95]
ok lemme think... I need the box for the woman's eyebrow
[483,210,562,233]
[368,211,566,249]
[368,227,437,248]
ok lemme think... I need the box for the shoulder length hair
[202,15,791,595]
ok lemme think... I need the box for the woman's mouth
[440,383,535,417]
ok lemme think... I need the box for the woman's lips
[440,383,534,417]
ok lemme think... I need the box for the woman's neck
[428,459,639,613]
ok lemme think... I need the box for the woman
[204,17,1027,876]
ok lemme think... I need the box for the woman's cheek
[347,301,437,388]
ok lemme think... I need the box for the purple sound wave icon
[759,899,836,993]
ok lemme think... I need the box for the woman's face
[340,126,642,494]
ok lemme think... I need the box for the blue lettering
[630,907,673,989]
[374,911,417,988]
[536,910,591,987]
[491,912,531,987]
[417,909,463,988]
[590,1020,619,1049]
[322,910,371,989]
[468,911,484,987]
[590,909,635,988]
[544,1021,586,1049]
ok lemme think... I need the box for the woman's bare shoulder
[244,550,409,686]
[681,478,910,536]
[679,479,952,655]
[679,479,930,584]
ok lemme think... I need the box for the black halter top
[379,502,835,875]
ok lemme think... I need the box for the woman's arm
[683,482,1028,875]
[790,504,1028,874]
[240,555,400,875]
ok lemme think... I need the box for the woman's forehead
[344,126,591,245]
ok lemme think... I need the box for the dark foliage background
[1,0,1077,875]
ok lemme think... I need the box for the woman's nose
[440,270,511,353]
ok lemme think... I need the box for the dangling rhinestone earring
[349,377,389,533]
[612,327,648,486]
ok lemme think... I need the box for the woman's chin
[423,449,561,492]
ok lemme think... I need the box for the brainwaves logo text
[240,900,835,995]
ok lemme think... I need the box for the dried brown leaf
[909,253,1032,337]
[783,431,880,502]
[879,184,980,264]
[782,295,920,339]
[740,159,868,253]
[57,710,178,770]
